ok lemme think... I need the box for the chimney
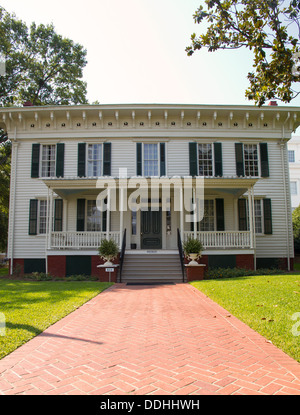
[268,100,278,106]
[23,101,33,107]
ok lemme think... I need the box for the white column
[248,187,254,249]
[193,188,197,239]
[119,187,124,248]
[107,187,111,239]
[48,191,54,249]
[180,187,184,239]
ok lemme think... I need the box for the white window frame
[291,181,298,195]
[288,150,295,163]
[244,198,264,235]
[143,143,160,176]
[40,144,56,178]
[243,144,260,177]
[198,143,214,177]
[87,143,103,177]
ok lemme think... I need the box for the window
[239,198,268,234]
[41,145,56,177]
[86,200,102,231]
[288,150,295,163]
[87,144,102,177]
[254,200,263,234]
[131,209,137,235]
[39,200,48,234]
[144,143,158,176]
[291,181,297,195]
[244,144,259,176]
[198,144,213,176]
[200,200,215,231]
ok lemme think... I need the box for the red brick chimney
[23,101,33,106]
[268,100,278,106]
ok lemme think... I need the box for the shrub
[204,267,285,280]
[182,237,203,255]
[98,239,119,262]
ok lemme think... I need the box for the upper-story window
[288,150,295,163]
[87,144,102,176]
[41,145,56,177]
[198,144,213,176]
[144,143,159,176]
[244,144,259,177]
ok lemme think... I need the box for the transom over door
[141,209,162,249]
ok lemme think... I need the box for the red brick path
[0,283,300,395]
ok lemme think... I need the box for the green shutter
[235,143,244,177]
[160,143,166,176]
[189,142,198,176]
[263,198,272,234]
[31,144,40,178]
[77,143,86,177]
[238,199,247,231]
[260,143,269,177]
[54,199,63,231]
[214,142,223,177]
[103,142,111,176]
[56,143,65,177]
[77,199,85,231]
[136,143,142,175]
[216,198,225,231]
[29,199,38,235]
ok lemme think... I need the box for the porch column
[119,186,124,248]
[106,187,111,239]
[193,187,197,239]
[48,190,54,250]
[180,187,184,239]
[248,187,254,249]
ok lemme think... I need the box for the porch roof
[43,176,259,198]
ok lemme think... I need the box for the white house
[288,135,300,211]
[1,104,299,281]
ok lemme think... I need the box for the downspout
[280,112,291,270]
[9,126,17,275]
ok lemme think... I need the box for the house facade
[2,104,299,280]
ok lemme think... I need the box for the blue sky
[1,0,300,107]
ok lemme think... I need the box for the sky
[1,0,300,107]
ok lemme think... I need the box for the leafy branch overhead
[0,6,88,106]
[186,0,300,106]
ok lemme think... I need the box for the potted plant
[183,236,203,265]
[98,238,119,266]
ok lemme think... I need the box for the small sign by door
[105,268,114,272]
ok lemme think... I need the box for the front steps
[120,250,185,284]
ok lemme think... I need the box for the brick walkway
[0,283,300,395]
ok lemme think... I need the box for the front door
[141,209,162,249]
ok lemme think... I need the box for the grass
[0,279,112,359]
[0,267,8,276]
[190,272,300,363]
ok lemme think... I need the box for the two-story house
[288,135,300,211]
[2,104,299,282]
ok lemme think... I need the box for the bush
[98,238,119,261]
[204,267,285,280]
[183,237,203,255]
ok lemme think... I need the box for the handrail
[119,228,127,283]
[177,228,185,283]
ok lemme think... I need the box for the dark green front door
[141,209,162,249]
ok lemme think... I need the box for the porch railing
[50,231,121,249]
[183,231,252,249]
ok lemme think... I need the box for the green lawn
[0,279,112,359]
[0,267,8,277]
[190,273,300,363]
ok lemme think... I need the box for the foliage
[182,236,203,255]
[292,204,300,252]
[98,239,119,261]
[0,132,10,252]
[190,272,300,362]
[186,0,300,106]
[0,279,112,359]
[0,6,88,106]
[204,266,284,279]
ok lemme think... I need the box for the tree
[0,6,89,252]
[186,0,300,106]
[0,6,88,106]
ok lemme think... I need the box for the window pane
[39,200,48,234]
[144,144,158,176]
[254,200,262,234]
[200,200,214,231]
[87,144,102,176]
[288,150,295,163]
[198,144,213,176]
[244,144,259,176]
[87,200,101,231]
[291,181,297,195]
[41,145,56,177]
